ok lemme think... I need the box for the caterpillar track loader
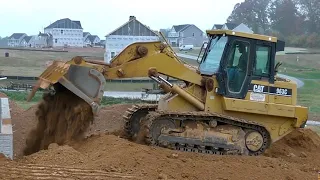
[28,30,308,156]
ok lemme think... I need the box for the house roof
[173,24,191,32]
[23,36,33,43]
[105,16,158,37]
[212,24,223,29]
[38,32,52,37]
[9,33,26,39]
[225,23,240,30]
[45,18,83,29]
[83,32,90,37]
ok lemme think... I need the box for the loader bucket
[27,60,106,115]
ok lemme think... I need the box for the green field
[0,48,104,77]
[1,90,145,110]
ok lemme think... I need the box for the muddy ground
[2,99,320,180]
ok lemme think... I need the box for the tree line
[227,0,320,48]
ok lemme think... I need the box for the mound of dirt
[18,129,320,180]
[264,128,320,169]
[23,84,94,156]
[22,143,89,166]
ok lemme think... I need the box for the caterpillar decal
[248,83,292,97]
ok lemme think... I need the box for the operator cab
[197,30,285,99]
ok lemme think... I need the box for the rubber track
[122,104,157,138]
[143,111,271,156]
[0,162,142,180]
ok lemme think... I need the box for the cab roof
[206,30,277,43]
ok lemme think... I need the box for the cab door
[219,37,255,99]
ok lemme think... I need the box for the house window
[192,33,195,36]
[61,30,64,34]
[111,52,115,58]
[55,39,57,43]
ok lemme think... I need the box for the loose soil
[4,91,320,180]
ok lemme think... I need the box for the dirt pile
[23,143,89,166]
[17,129,320,180]
[6,92,320,179]
[23,85,94,156]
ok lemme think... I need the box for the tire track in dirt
[0,162,141,180]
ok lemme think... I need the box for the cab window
[254,45,271,77]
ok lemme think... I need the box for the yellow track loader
[28,30,308,156]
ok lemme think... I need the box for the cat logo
[253,85,265,93]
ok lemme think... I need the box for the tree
[296,0,320,33]
[227,0,271,33]
[269,0,302,36]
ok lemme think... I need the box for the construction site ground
[0,99,319,180]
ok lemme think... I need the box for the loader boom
[28,40,205,114]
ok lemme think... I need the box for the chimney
[129,16,136,21]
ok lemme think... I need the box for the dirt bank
[6,92,320,180]
[12,128,319,180]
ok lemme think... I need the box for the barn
[104,16,159,63]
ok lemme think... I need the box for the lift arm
[27,41,204,114]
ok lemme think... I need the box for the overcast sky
[0,0,243,38]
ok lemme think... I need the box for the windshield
[199,36,228,75]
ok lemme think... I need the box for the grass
[274,53,320,119]
[0,48,104,76]
[1,90,145,110]
[297,80,320,115]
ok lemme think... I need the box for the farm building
[104,16,159,63]
[167,24,207,47]
[44,18,83,47]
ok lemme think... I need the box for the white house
[23,36,39,47]
[84,34,100,47]
[7,33,27,47]
[44,18,83,47]
[104,16,159,63]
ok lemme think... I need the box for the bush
[286,33,320,48]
